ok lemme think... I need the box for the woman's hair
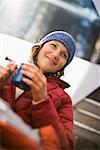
[29,44,65,79]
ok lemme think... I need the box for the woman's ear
[31,46,35,55]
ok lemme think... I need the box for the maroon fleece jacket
[0,77,73,150]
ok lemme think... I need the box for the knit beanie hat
[40,31,76,65]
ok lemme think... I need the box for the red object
[0,120,41,149]
[0,77,73,150]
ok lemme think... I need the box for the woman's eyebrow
[62,50,68,55]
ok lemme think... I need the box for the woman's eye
[62,53,67,58]
[51,44,57,48]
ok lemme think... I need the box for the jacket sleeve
[57,92,74,150]
[39,125,61,150]
[0,88,1,97]
[29,90,73,150]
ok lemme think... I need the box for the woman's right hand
[0,63,17,86]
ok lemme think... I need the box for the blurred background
[0,0,100,149]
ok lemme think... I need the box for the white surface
[0,33,100,105]
[0,33,32,66]
[61,57,100,105]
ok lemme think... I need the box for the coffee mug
[12,63,30,91]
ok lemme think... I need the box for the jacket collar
[47,77,70,89]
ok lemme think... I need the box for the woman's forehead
[46,40,68,53]
[46,40,66,47]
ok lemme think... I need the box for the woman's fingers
[0,66,10,85]
[22,63,41,75]
[22,68,46,90]
[7,62,18,73]
[0,65,9,77]
[21,63,47,101]
[0,63,17,86]
[22,76,47,102]
[22,63,45,84]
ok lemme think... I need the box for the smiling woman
[0,31,76,150]
[0,1,100,148]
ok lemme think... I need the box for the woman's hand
[22,63,48,102]
[0,63,17,86]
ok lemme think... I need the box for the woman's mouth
[46,56,57,65]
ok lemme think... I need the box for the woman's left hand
[22,63,48,102]
[0,63,17,87]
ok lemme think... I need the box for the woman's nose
[52,52,59,60]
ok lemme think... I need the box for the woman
[0,31,76,150]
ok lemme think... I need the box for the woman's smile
[45,55,57,66]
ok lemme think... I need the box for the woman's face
[37,40,69,73]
